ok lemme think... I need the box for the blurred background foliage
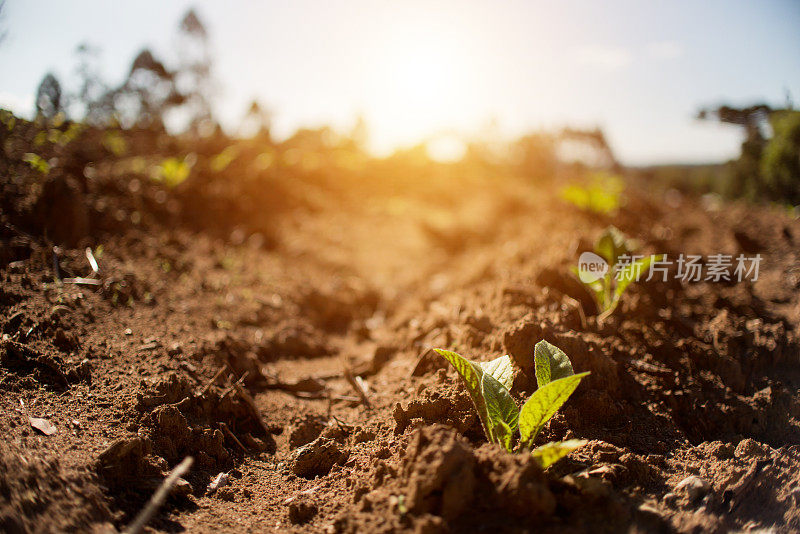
[3,5,799,209]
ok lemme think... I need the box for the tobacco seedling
[153,156,191,188]
[575,226,662,321]
[560,172,624,215]
[23,153,50,175]
[433,340,589,468]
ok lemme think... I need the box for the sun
[363,21,475,158]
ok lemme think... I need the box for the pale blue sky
[1,0,798,165]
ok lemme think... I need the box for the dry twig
[344,369,371,409]
[198,365,227,397]
[123,456,194,534]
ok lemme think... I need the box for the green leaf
[599,254,662,321]
[595,226,627,265]
[481,372,519,451]
[480,354,514,390]
[589,278,608,309]
[154,157,191,188]
[434,349,519,447]
[23,153,50,175]
[531,439,587,469]
[519,372,589,447]
[533,340,575,388]
[490,419,515,452]
[572,265,609,311]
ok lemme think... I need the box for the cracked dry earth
[2,141,800,533]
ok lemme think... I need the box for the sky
[0,0,798,165]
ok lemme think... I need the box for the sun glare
[363,21,476,160]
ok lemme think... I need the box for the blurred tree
[512,133,557,182]
[176,8,215,134]
[115,48,183,129]
[241,100,272,139]
[73,42,109,123]
[557,128,620,172]
[760,110,800,205]
[698,103,799,203]
[0,1,8,45]
[35,73,63,119]
[698,104,771,199]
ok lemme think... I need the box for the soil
[2,120,800,533]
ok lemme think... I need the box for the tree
[35,73,63,119]
[114,48,182,129]
[557,127,620,172]
[241,100,271,138]
[176,8,214,133]
[698,103,799,203]
[0,1,8,46]
[513,133,558,182]
[73,42,109,124]
[760,111,800,205]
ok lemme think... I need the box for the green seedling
[433,340,589,468]
[574,226,662,321]
[23,153,50,175]
[0,109,16,131]
[102,130,128,156]
[152,156,191,188]
[211,145,240,172]
[560,172,624,215]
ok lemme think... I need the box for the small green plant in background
[152,156,193,188]
[574,226,662,321]
[23,153,50,175]
[0,109,16,131]
[33,114,85,148]
[211,145,240,172]
[433,340,589,468]
[560,172,625,215]
[102,130,128,156]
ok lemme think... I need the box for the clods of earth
[1,122,800,533]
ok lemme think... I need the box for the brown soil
[2,121,800,533]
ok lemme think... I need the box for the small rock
[170,478,194,497]
[207,472,229,494]
[291,437,349,478]
[29,416,57,436]
[675,475,710,503]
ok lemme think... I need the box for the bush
[761,110,800,206]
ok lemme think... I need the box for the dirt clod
[288,497,318,524]
[291,437,349,478]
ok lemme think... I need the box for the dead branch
[123,456,194,534]
[344,369,371,409]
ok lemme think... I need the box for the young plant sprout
[433,340,589,468]
[560,172,625,215]
[575,226,662,321]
